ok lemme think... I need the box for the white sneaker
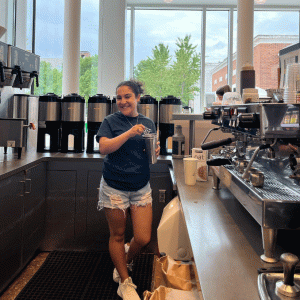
[113,243,131,283]
[117,277,140,300]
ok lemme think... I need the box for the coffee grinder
[159,95,182,155]
[37,93,61,152]
[86,94,111,153]
[60,93,85,153]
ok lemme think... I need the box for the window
[133,9,202,106]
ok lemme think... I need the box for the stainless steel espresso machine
[203,102,300,263]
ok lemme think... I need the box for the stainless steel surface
[250,171,264,187]
[0,69,16,87]
[87,102,110,122]
[276,253,300,297]
[258,273,300,300]
[9,94,28,119]
[143,133,158,164]
[138,103,158,123]
[38,101,61,122]
[0,119,25,148]
[13,72,33,89]
[159,104,182,124]
[61,102,85,122]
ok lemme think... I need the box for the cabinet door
[0,172,24,294]
[22,162,47,265]
[41,170,76,251]
[86,171,110,251]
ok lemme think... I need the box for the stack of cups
[283,63,300,104]
[183,157,198,185]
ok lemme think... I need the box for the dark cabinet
[22,162,46,266]
[0,172,24,293]
[41,170,77,251]
[0,162,47,293]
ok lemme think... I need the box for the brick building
[212,35,299,94]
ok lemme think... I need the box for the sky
[32,1,299,68]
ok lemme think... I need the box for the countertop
[0,149,293,299]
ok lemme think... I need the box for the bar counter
[1,150,296,299]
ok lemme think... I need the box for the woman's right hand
[128,124,145,137]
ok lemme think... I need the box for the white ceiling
[127,0,300,8]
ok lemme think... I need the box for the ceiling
[127,0,300,8]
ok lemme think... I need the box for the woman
[96,80,160,300]
[215,84,232,102]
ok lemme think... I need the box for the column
[62,0,81,95]
[98,0,126,97]
[236,0,254,94]
[15,0,27,49]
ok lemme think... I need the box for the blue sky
[33,0,299,66]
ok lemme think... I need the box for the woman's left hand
[155,141,160,157]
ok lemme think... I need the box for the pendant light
[164,0,173,3]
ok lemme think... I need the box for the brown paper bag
[153,255,192,291]
[143,286,199,300]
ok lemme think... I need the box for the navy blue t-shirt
[96,112,156,191]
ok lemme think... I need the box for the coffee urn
[60,93,85,153]
[111,96,118,114]
[37,93,61,152]
[87,94,111,153]
[159,95,182,155]
[138,95,158,128]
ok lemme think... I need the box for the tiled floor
[0,253,49,300]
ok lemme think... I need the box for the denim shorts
[97,177,153,212]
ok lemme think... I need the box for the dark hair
[216,84,232,96]
[116,79,144,97]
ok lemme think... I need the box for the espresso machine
[159,96,182,155]
[86,94,111,153]
[203,102,300,264]
[37,93,61,152]
[138,95,158,128]
[60,93,85,153]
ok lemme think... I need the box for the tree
[134,35,201,106]
[172,35,201,105]
[135,43,172,98]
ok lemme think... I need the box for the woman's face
[116,85,140,117]
[217,94,223,101]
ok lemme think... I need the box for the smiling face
[116,85,140,117]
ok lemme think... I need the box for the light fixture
[164,0,173,3]
[254,0,267,4]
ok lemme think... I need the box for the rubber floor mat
[15,251,154,300]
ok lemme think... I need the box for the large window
[132,10,202,107]
[34,0,64,96]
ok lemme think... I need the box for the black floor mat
[15,251,154,300]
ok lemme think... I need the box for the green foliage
[35,55,98,101]
[134,34,201,106]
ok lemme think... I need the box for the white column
[98,0,126,97]
[200,8,206,112]
[0,0,8,43]
[62,0,81,96]
[227,8,234,89]
[236,0,254,94]
[15,0,27,49]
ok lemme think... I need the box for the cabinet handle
[25,178,32,194]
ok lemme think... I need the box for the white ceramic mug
[183,157,198,185]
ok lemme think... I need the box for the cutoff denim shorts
[97,176,153,211]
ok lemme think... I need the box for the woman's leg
[126,203,153,264]
[105,207,129,282]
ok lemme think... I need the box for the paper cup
[183,157,198,185]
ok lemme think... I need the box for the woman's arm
[99,124,145,155]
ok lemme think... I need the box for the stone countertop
[172,159,271,300]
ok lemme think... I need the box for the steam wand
[242,143,271,180]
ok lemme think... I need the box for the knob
[276,253,300,297]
